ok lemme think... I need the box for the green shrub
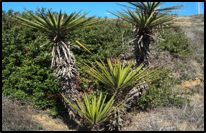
[2,14,61,109]
[155,28,194,59]
[2,9,133,112]
[136,68,194,110]
[70,18,133,65]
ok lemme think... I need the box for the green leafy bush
[2,9,133,111]
[70,18,133,65]
[2,13,61,109]
[136,68,194,110]
[155,28,194,59]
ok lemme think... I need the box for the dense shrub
[2,9,133,110]
[70,18,132,63]
[2,13,61,109]
[155,28,194,59]
[136,68,194,110]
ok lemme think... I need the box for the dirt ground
[2,95,87,131]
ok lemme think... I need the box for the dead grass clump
[2,95,44,131]
[123,97,204,131]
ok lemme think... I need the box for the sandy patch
[26,107,76,131]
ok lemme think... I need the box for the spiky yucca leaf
[108,7,176,38]
[61,91,130,129]
[128,2,184,14]
[82,59,164,93]
[116,2,184,16]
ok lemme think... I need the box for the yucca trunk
[52,41,81,119]
[106,82,148,131]
[134,28,152,67]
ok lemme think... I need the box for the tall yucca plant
[61,91,131,131]
[108,2,184,66]
[8,9,105,119]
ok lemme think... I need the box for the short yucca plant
[61,91,130,131]
[82,58,164,96]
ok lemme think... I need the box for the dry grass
[2,94,87,131]
[2,95,44,131]
[123,95,204,131]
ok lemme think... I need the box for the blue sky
[2,2,204,18]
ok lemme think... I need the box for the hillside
[2,14,204,131]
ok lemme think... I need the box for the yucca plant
[61,91,131,131]
[108,2,184,66]
[8,9,105,119]
[83,58,163,96]
[81,58,165,130]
